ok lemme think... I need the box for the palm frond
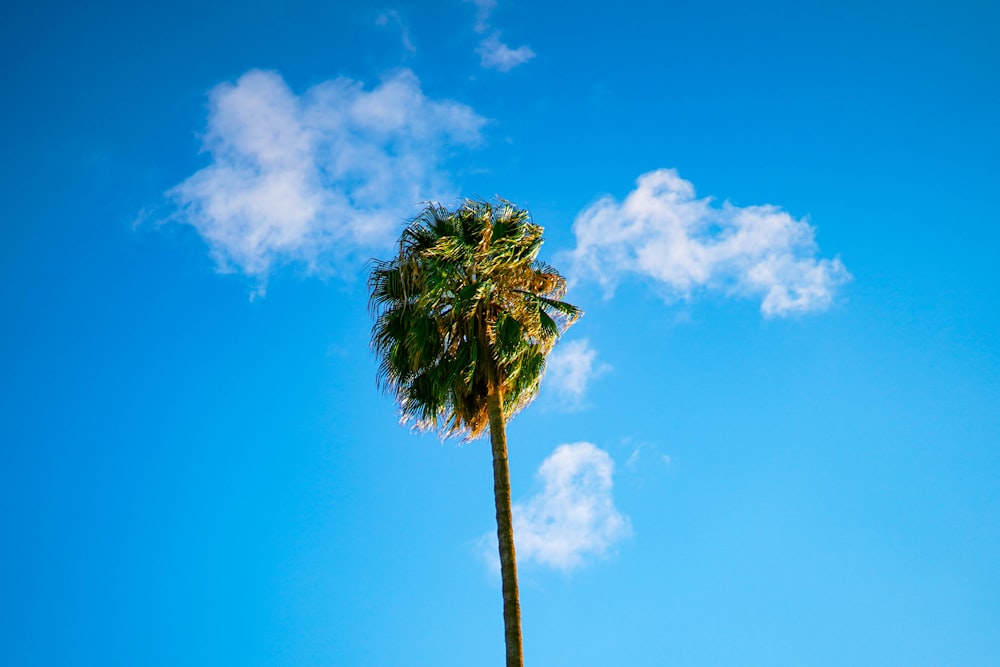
[368,199,581,440]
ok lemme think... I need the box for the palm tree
[368,199,581,667]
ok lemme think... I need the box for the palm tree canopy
[369,199,581,439]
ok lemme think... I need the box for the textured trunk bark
[487,388,523,667]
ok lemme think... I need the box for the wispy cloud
[167,69,485,290]
[544,338,610,408]
[375,9,415,54]
[568,169,850,317]
[466,0,535,71]
[481,443,631,571]
[469,0,496,33]
[624,440,671,469]
[477,34,536,72]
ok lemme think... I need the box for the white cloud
[568,169,850,317]
[544,338,610,407]
[168,69,485,289]
[482,442,631,571]
[477,33,536,72]
[465,0,535,71]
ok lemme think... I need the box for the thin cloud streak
[168,68,485,290]
[468,0,496,33]
[568,169,850,317]
[375,9,416,54]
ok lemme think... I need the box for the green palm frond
[369,199,582,439]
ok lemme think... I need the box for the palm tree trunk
[487,388,523,667]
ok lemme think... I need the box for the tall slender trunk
[487,387,523,667]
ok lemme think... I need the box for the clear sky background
[2,1,998,665]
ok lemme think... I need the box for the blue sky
[2,0,998,665]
